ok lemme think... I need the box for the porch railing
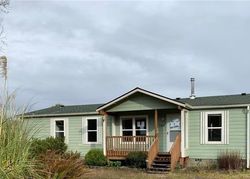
[147,136,159,168]
[106,136,155,158]
[170,133,181,171]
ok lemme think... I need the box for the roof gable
[97,87,186,112]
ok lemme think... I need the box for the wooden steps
[147,152,171,173]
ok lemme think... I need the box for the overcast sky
[1,1,250,110]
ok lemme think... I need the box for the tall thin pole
[0,56,7,136]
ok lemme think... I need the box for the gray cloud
[2,1,250,110]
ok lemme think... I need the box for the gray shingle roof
[179,93,250,106]
[25,103,103,117]
[25,93,250,117]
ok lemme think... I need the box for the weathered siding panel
[188,108,246,159]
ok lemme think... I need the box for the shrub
[29,136,67,158]
[85,149,107,166]
[218,150,243,170]
[107,161,122,168]
[125,151,147,168]
[36,150,86,178]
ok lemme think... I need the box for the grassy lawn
[82,167,250,179]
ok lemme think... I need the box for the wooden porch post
[154,109,158,138]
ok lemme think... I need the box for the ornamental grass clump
[0,96,38,178]
[36,150,86,178]
[218,150,243,170]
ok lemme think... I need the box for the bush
[36,150,86,178]
[125,151,147,168]
[85,149,107,166]
[29,136,67,158]
[218,150,243,170]
[107,161,122,168]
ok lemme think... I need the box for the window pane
[208,129,221,141]
[88,131,97,142]
[56,132,64,138]
[208,114,222,127]
[170,131,181,142]
[135,118,146,130]
[136,130,146,136]
[88,119,97,130]
[122,119,132,129]
[56,121,64,131]
[122,131,133,136]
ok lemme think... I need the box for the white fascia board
[24,112,99,118]
[190,104,250,109]
[96,88,186,112]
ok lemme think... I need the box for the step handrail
[169,133,181,171]
[147,136,159,168]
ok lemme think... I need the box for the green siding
[188,108,247,159]
[25,118,50,139]
[107,93,177,112]
[25,115,103,156]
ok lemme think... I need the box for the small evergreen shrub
[85,149,107,166]
[36,150,86,178]
[218,150,243,170]
[125,151,147,168]
[29,137,67,157]
[107,161,122,168]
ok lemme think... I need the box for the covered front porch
[97,88,189,170]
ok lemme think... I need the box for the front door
[166,113,181,151]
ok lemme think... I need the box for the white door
[166,114,181,151]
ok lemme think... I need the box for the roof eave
[24,111,99,118]
[96,87,186,112]
[189,104,250,109]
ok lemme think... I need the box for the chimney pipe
[190,77,196,99]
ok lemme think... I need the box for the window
[207,114,222,142]
[200,111,229,145]
[55,120,65,138]
[87,119,97,143]
[135,117,147,136]
[121,116,148,142]
[51,118,68,143]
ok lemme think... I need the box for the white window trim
[204,111,224,144]
[84,116,100,144]
[50,118,69,144]
[120,115,149,142]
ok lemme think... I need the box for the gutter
[23,111,99,118]
[247,106,250,168]
[190,104,250,110]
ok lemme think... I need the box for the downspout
[247,106,250,168]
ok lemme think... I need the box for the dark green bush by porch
[29,136,67,157]
[125,151,147,168]
[85,149,107,166]
[217,150,243,170]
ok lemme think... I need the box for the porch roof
[96,87,187,112]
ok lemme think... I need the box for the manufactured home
[25,85,250,171]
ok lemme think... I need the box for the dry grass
[81,167,250,179]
